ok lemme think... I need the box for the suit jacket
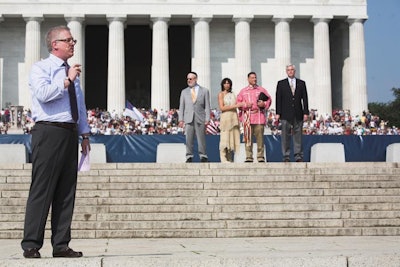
[276,78,309,122]
[178,85,211,124]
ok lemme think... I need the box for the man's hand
[68,64,82,81]
[81,138,90,155]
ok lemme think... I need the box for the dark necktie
[64,62,78,122]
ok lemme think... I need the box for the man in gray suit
[178,72,211,162]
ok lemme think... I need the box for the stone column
[151,16,170,111]
[233,17,253,93]
[192,16,212,92]
[65,15,85,95]
[269,16,293,109]
[272,16,292,78]
[347,18,368,116]
[312,17,332,116]
[22,16,43,109]
[107,16,126,114]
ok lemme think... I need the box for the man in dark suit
[275,64,309,162]
[178,72,211,162]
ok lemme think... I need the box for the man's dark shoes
[245,158,253,163]
[23,248,41,258]
[53,247,83,258]
[296,159,304,162]
[200,157,208,162]
[186,157,193,163]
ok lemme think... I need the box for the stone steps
[0,162,399,239]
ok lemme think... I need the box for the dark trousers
[21,123,78,251]
[281,118,303,161]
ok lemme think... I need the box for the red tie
[64,62,78,122]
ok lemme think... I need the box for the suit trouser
[245,124,265,161]
[21,123,78,251]
[281,119,303,161]
[185,121,207,159]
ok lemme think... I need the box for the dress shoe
[296,159,303,162]
[53,247,83,258]
[283,159,290,162]
[258,158,265,163]
[200,157,208,162]
[244,158,253,163]
[23,248,41,258]
[186,157,193,163]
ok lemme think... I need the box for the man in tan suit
[178,72,211,162]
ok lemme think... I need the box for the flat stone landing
[0,236,399,267]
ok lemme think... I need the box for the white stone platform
[0,144,28,163]
[156,143,186,163]
[386,143,400,162]
[310,143,345,163]
[78,143,107,164]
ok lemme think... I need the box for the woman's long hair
[220,78,233,92]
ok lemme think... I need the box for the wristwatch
[82,136,90,140]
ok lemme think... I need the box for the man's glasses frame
[55,38,77,44]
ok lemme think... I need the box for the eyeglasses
[187,78,196,81]
[55,38,77,44]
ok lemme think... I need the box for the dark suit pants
[21,123,78,251]
[281,119,303,161]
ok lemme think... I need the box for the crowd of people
[268,108,398,135]
[0,108,11,134]
[2,106,397,136]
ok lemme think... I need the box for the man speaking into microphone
[21,25,90,259]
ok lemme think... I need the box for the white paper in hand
[78,146,90,172]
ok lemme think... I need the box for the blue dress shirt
[29,54,90,135]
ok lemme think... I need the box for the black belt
[36,121,77,130]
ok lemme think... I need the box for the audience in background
[2,107,398,136]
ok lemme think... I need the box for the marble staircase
[1,162,399,239]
